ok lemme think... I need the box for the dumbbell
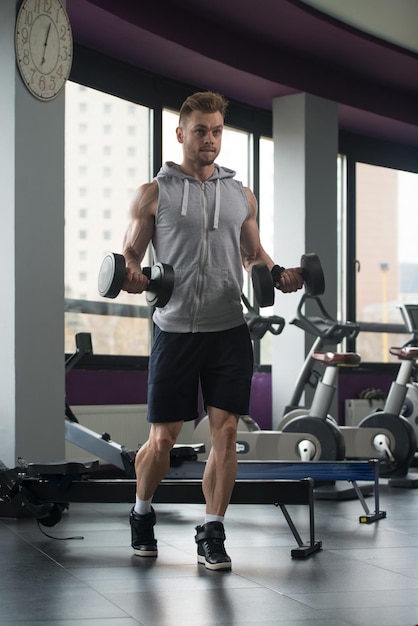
[98,253,175,308]
[252,252,325,308]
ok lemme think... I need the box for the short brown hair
[179,91,229,125]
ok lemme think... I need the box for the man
[121,91,303,570]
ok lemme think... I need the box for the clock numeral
[20,27,29,45]
[39,74,46,92]
[33,0,41,13]
[22,48,31,66]
[60,45,69,62]
[42,0,53,15]
[59,24,70,41]
[23,9,34,27]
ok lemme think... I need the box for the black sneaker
[130,507,158,557]
[195,521,231,571]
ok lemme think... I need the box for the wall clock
[15,0,73,101]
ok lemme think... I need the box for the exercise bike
[278,297,417,478]
[278,292,360,429]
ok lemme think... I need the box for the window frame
[339,132,418,357]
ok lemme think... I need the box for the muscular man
[121,91,303,570]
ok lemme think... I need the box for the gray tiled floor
[2,477,418,625]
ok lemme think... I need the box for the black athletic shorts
[147,324,254,423]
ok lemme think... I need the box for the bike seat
[390,346,418,360]
[312,351,361,366]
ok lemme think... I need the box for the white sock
[204,514,224,525]
[134,495,152,516]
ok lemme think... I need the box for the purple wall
[66,370,149,406]
[337,369,394,425]
[249,372,272,429]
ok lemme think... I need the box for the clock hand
[41,22,52,65]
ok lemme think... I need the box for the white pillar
[0,1,65,466]
[272,93,338,426]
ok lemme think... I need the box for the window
[65,82,152,355]
[355,164,418,361]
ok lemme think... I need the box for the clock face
[15,0,73,101]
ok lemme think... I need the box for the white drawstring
[181,177,220,228]
[213,179,220,229]
[181,179,189,216]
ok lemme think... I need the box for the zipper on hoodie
[191,181,209,332]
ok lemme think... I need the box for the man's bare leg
[196,407,238,570]
[131,420,183,557]
[135,421,184,500]
[202,407,238,516]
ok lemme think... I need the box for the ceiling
[67,0,418,149]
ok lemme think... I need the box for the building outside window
[65,82,151,355]
[355,164,418,361]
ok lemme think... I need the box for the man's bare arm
[121,181,158,294]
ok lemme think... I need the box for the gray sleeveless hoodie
[152,161,250,333]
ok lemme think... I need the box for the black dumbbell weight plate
[145,262,175,308]
[252,264,275,307]
[98,253,126,299]
[301,253,325,296]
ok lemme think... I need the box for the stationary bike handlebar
[291,294,360,343]
[286,294,360,410]
[241,293,286,341]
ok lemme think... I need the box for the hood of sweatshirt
[156,162,237,230]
